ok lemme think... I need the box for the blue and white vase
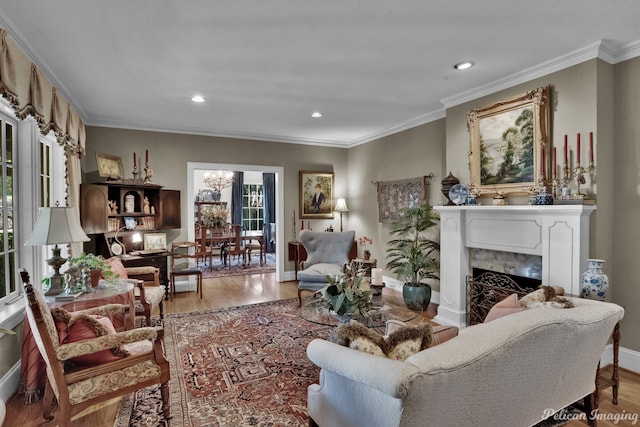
[580,259,609,301]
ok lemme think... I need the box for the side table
[595,322,620,407]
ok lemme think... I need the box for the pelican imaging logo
[541,408,638,425]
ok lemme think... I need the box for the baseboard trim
[0,360,20,401]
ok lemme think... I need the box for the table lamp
[25,204,90,295]
[334,198,349,232]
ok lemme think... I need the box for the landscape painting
[467,86,550,196]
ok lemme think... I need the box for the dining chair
[169,241,203,298]
[246,224,266,265]
[224,224,246,267]
[20,269,170,427]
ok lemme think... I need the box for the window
[242,184,263,231]
[0,115,17,304]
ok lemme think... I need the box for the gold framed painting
[96,152,124,180]
[467,85,550,197]
[299,171,334,219]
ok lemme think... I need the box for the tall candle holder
[132,165,139,181]
[560,163,571,196]
[551,176,560,198]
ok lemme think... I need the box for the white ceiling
[1,1,640,148]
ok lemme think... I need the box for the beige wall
[83,58,637,353]
[612,56,640,352]
[83,127,349,270]
[347,120,446,291]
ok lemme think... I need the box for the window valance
[0,29,85,154]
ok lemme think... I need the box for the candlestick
[564,135,568,165]
[589,132,594,163]
[576,133,581,164]
[133,152,137,168]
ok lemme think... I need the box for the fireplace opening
[467,268,542,325]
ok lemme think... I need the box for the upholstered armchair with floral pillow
[106,257,164,326]
[20,270,170,427]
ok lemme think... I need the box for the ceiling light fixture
[311,112,323,118]
[454,61,474,70]
[191,95,205,103]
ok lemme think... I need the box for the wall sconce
[24,203,90,295]
[334,198,349,232]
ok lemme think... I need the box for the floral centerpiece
[201,205,229,228]
[320,260,373,319]
[358,236,373,260]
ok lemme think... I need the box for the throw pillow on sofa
[519,285,574,309]
[484,293,525,322]
[332,320,433,361]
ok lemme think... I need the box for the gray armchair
[297,230,355,306]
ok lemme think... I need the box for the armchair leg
[42,380,55,421]
[160,381,171,419]
[159,300,164,321]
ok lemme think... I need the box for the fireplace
[433,205,596,328]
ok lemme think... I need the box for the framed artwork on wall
[467,85,550,197]
[96,152,124,180]
[143,233,167,253]
[299,171,334,219]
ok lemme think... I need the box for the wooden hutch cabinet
[80,182,181,289]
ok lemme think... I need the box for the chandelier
[203,170,234,193]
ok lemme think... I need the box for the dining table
[197,228,264,267]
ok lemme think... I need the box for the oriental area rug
[200,253,276,279]
[114,298,332,427]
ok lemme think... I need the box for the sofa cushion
[298,262,344,282]
[299,230,355,268]
[484,293,525,322]
[334,320,433,361]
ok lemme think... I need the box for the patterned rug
[200,253,276,279]
[115,298,332,427]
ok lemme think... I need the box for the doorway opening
[187,162,284,282]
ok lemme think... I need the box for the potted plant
[68,252,118,289]
[385,203,440,311]
[320,260,373,321]
[358,236,373,260]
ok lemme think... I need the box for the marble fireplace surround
[433,205,596,328]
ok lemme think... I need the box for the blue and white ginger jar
[580,259,609,301]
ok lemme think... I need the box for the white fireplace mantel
[433,205,596,327]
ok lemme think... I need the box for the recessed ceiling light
[454,61,474,70]
[191,95,205,103]
[311,112,323,118]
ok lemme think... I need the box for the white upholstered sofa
[307,297,624,427]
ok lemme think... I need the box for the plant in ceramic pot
[320,260,373,320]
[385,203,440,311]
[358,236,373,260]
[68,252,117,290]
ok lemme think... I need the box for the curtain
[231,171,244,226]
[66,147,84,257]
[262,173,276,252]
[0,29,86,154]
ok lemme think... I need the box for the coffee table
[299,296,420,329]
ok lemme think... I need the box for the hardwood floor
[5,273,639,426]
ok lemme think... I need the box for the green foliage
[385,204,440,286]
[69,252,117,281]
[320,260,373,317]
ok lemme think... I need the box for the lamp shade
[334,198,349,213]
[25,207,90,246]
